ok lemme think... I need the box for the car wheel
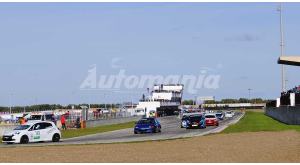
[134,131,138,134]
[20,135,29,144]
[52,133,60,142]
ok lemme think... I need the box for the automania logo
[80,65,221,94]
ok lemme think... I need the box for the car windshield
[205,115,216,118]
[182,116,188,120]
[29,115,42,120]
[14,125,30,130]
[189,116,202,122]
[137,119,154,124]
[216,114,222,117]
[226,112,232,114]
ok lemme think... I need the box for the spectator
[19,114,26,125]
[75,117,81,129]
[66,111,70,117]
[61,114,66,130]
[51,115,57,125]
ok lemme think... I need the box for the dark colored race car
[215,112,224,120]
[134,118,161,134]
[186,115,206,129]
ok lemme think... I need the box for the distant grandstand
[265,56,300,125]
[203,103,265,110]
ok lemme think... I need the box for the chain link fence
[61,109,134,129]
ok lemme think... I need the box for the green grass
[62,121,135,139]
[222,111,300,133]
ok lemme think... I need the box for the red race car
[205,114,219,126]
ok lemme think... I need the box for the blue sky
[1,3,300,106]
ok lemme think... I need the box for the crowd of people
[280,85,300,106]
[281,85,300,96]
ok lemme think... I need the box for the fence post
[80,106,88,129]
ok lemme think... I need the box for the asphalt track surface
[0,112,243,147]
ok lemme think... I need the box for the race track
[0,112,244,147]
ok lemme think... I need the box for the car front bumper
[188,123,205,128]
[206,122,217,126]
[2,136,17,143]
[134,128,153,133]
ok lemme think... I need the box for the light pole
[88,94,91,110]
[9,93,13,114]
[278,3,286,92]
[103,93,107,109]
[248,88,252,103]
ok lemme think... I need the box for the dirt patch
[1,131,299,163]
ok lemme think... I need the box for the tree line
[0,98,268,113]
[182,98,268,105]
[0,104,121,113]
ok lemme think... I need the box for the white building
[121,103,138,116]
[136,84,184,117]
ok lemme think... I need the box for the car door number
[33,131,40,139]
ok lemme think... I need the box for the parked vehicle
[215,112,224,120]
[134,118,161,134]
[0,113,28,123]
[27,112,55,122]
[100,109,110,114]
[2,121,61,144]
[225,111,234,118]
[205,114,219,126]
[186,115,206,129]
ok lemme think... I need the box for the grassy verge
[222,111,300,133]
[62,121,135,139]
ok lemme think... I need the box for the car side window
[28,125,34,131]
[34,123,51,130]
[44,123,53,129]
[33,123,42,130]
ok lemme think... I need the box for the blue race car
[134,118,161,134]
[186,115,206,129]
[215,112,224,120]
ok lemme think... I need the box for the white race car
[2,121,61,144]
[225,111,234,118]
